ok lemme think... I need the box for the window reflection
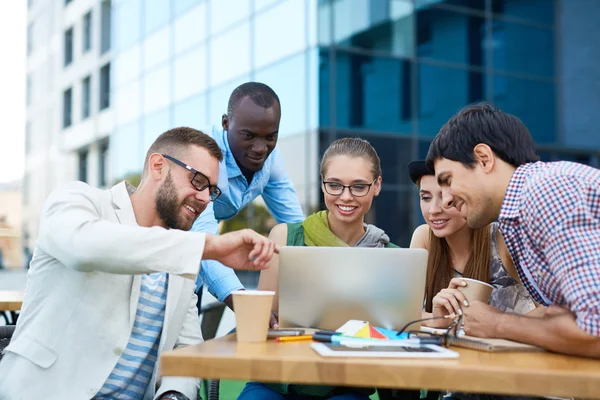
[493,75,555,144]
[114,80,141,124]
[144,0,169,35]
[174,94,208,130]
[418,63,484,137]
[255,51,306,137]
[254,0,281,13]
[174,3,207,55]
[143,108,171,152]
[114,0,141,51]
[208,76,251,122]
[174,46,207,102]
[111,120,143,180]
[417,7,484,67]
[329,0,414,57]
[143,26,170,71]
[143,65,171,114]
[254,0,306,69]
[209,24,250,87]
[174,0,203,17]
[113,45,141,89]
[321,49,413,134]
[487,20,554,77]
[492,0,553,25]
[415,0,485,13]
[210,0,249,36]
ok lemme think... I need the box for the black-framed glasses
[162,154,222,202]
[395,314,463,347]
[322,179,377,197]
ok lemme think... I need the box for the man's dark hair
[227,82,281,118]
[143,127,223,175]
[426,102,539,170]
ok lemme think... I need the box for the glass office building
[110,0,600,246]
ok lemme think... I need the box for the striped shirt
[95,273,168,399]
[498,161,600,336]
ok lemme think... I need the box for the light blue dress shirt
[191,126,305,301]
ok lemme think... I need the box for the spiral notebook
[447,335,544,353]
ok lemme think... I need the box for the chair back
[0,325,16,361]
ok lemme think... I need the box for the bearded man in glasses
[0,127,278,400]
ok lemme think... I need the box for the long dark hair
[423,226,491,313]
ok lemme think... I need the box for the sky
[0,3,26,184]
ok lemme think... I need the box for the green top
[265,217,397,397]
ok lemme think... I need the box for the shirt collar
[498,162,537,221]
[220,128,244,179]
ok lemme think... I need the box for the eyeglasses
[395,314,463,347]
[322,179,377,197]
[162,154,222,202]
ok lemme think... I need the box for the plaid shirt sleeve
[522,174,600,337]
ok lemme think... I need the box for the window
[63,88,73,128]
[83,11,92,53]
[416,8,485,67]
[101,0,111,54]
[321,49,413,134]
[209,23,251,87]
[99,140,109,187]
[64,27,74,66]
[144,0,169,35]
[78,149,88,183]
[82,76,91,120]
[99,63,110,110]
[173,46,206,102]
[26,74,32,106]
[23,173,29,206]
[254,0,306,69]
[27,23,33,55]
[417,63,484,137]
[25,123,32,154]
[114,0,141,51]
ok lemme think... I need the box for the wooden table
[160,334,600,399]
[0,291,24,324]
[0,291,24,311]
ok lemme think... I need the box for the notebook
[311,342,459,359]
[448,335,544,353]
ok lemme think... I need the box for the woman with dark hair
[408,160,538,328]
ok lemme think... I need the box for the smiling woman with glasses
[162,154,222,201]
[235,138,399,400]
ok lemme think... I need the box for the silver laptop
[278,247,428,331]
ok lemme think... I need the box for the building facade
[26,0,600,247]
[24,0,112,241]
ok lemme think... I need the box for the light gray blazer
[0,181,205,400]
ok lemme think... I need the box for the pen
[313,335,442,346]
[275,335,314,342]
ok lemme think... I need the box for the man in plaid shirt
[425,102,600,358]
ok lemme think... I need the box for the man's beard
[155,171,191,231]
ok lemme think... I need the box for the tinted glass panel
[418,63,484,137]
[493,75,555,144]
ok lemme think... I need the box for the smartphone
[267,329,306,338]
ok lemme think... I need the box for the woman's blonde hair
[320,137,381,180]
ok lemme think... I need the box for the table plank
[160,335,600,399]
[0,291,24,311]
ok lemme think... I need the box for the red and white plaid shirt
[498,161,600,336]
